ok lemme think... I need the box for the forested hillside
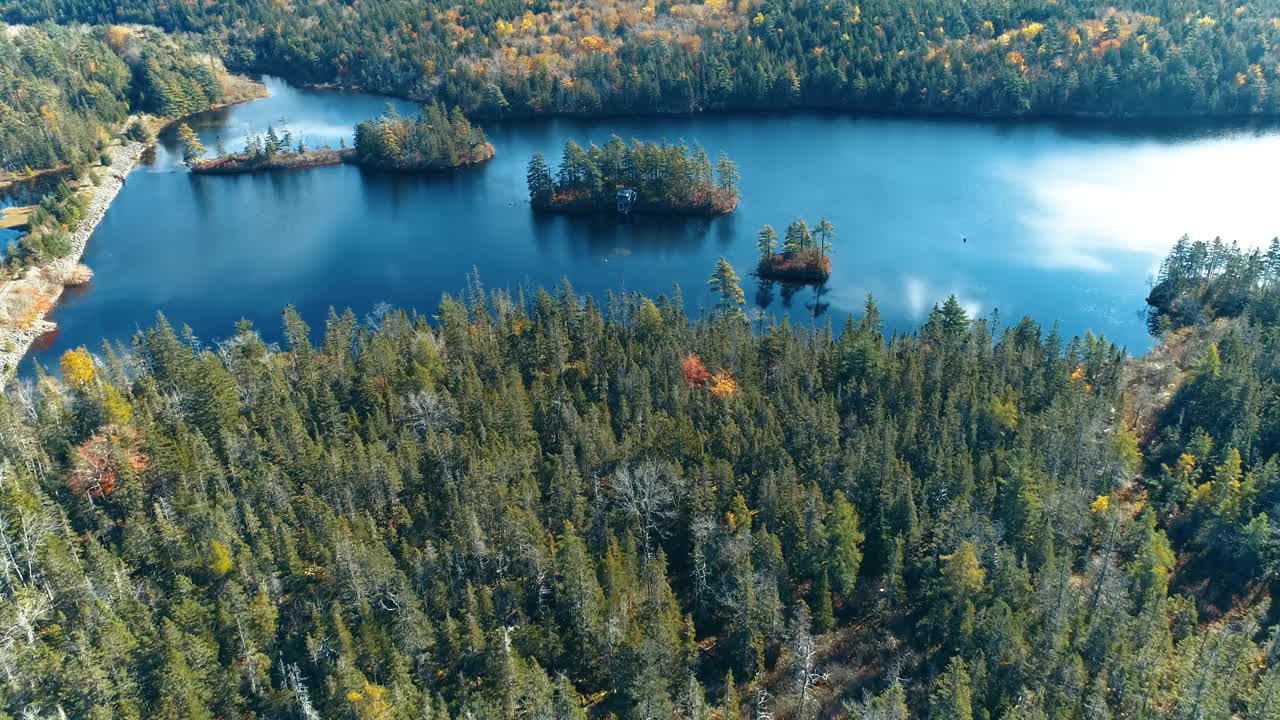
[0,23,231,174]
[6,0,1280,118]
[2,257,1280,718]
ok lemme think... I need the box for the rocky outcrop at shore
[0,141,145,385]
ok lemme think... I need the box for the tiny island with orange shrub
[755,217,835,283]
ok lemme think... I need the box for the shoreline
[0,141,146,385]
[0,72,269,386]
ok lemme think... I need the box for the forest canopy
[6,0,1280,119]
[3,259,1280,718]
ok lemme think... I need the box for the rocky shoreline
[0,141,146,386]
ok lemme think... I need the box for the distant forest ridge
[4,0,1280,120]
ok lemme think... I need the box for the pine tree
[930,657,974,720]
[827,490,864,597]
[717,152,739,191]
[812,569,835,632]
[814,218,836,262]
[177,123,206,166]
[757,225,778,264]
[784,218,813,254]
[708,257,745,316]
[527,152,554,206]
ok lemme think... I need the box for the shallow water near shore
[21,76,1280,372]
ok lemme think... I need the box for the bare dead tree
[281,660,320,720]
[610,459,680,560]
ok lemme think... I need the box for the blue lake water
[23,76,1280,370]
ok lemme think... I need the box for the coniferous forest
[5,1,1280,719]
[5,0,1280,120]
[3,248,1280,717]
[0,24,227,174]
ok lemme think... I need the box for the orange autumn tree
[68,428,147,501]
[709,369,737,398]
[68,434,119,500]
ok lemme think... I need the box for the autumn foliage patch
[682,354,711,387]
[683,354,738,397]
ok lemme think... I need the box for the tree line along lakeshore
[6,0,1280,122]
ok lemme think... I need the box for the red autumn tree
[682,354,711,387]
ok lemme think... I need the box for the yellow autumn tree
[348,680,394,720]
[991,394,1018,432]
[102,385,133,425]
[209,540,233,576]
[1090,495,1111,514]
[709,370,737,398]
[942,542,985,599]
[60,347,96,391]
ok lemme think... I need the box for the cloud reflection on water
[1001,131,1280,273]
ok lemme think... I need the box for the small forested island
[755,217,834,282]
[187,104,494,175]
[527,137,739,216]
[184,125,350,174]
[352,103,495,170]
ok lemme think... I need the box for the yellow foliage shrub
[1090,495,1110,514]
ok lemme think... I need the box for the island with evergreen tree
[187,103,493,175]
[526,137,739,216]
[350,104,494,171]
[755,217,834,283]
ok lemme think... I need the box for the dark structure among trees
[616,188,636,215]
[527,137,738,216]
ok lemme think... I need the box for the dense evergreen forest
[2,248,1280,718]
[5,0,1280,119]
[528,137,739,214]
[352,104,495,171]
[0,23,225,174]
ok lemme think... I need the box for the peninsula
[0,23,269,384]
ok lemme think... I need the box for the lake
[22,76,1280,371]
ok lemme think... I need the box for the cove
[22,76,1280,372]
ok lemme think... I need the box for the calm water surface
[24,77,1280,370]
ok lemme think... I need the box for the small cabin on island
[616,188,636,215]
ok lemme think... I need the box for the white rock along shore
[0,141,146,386]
